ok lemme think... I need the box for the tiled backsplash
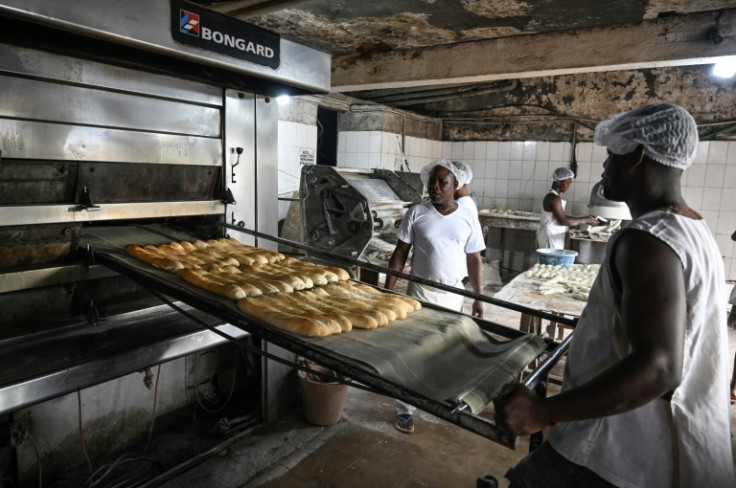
[336,130,440,173]
[330,131,736,279]
[277,120,318,221]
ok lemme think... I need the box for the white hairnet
[420,159,458,186]
[551,167,575,181]
[449,160,473,187]
[594,103,698,170]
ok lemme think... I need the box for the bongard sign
[171,0,280,69]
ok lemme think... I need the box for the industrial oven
[0,1,571,485]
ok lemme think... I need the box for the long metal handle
[223,223,579,327]
[523,331,574,389]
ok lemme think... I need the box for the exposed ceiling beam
[210,0,311,18]
[332,9,736,92]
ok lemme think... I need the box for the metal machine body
[570,181,633,263]
[300,165,423,262]
[0,2,331,484]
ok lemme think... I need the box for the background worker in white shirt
[537,167,598,249]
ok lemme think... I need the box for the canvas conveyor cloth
[82,224,548,414]
[303,309,547,413]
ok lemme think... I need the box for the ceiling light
[713,57,736,78]
[276,95,291,105]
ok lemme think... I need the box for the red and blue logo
[180,10,200,36]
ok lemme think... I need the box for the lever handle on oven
[75,186,101,211]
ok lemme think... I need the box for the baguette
[125,244,183,272]
[279,258,329,286]
[250,262,312,290]
[213,264,290,294]
[237,299,331,337]
[348,282,421,312]
[201,265,264,297]
[240,296,340,336]
[311,287,395,324]
[212,238,286,263]
[320,283,408,319]
[290,258,349,281]
[294,290,379,329]
[265,293,351,333]
[149,244,208,268]
[177,268,246,300]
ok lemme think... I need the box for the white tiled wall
[300,129,736,279]
[336,131,440,172]
[683,141,736,280]
[442,139,736,279]
[277,120,318,221]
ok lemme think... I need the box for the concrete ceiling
[202,0,736,140]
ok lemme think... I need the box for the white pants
[406,280,465,313]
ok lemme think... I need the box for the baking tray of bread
[81,223,548,447]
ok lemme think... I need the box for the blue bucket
[536,248,578,266]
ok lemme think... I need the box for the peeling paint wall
[431,65,736,141]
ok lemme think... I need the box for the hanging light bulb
[276,95,291,105]
[713,56,736,78]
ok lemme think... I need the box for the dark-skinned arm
[544,193,598,227]
[494,230,686,435]
[384,240,412,291]
[466,251,484,318]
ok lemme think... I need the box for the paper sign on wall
[299,148,315,165]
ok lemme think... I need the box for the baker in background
[385,159,485,434]
[450,160,479,216]
[494,103,733,487]
[537,167,598,249]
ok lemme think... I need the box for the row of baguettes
[125,238,349,297]
[125,238,420,337]
[238,281,420,337]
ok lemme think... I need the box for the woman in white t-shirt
[384,159,486,435]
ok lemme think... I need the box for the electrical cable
[85,455,137,488]
[28,434,43,488]
[142,364,162,456]
[192,348,238,414]
[77,391,93,476]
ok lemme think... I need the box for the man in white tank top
[494,104,733,488]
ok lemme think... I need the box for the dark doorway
[317,107,337,166]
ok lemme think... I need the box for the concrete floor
[158,295,736,487]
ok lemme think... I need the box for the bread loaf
[125,238,419,337]
[177,268,246,300]
[294,290,379,329]
[238,297,335,337]
[125,244,183,272]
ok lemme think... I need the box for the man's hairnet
[449,160,473,187]
[594,103,698,170]
[420,159,459,186]
[551,167,575,181]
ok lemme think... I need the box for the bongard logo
[180,10,200,36]
[201,27,275,58]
